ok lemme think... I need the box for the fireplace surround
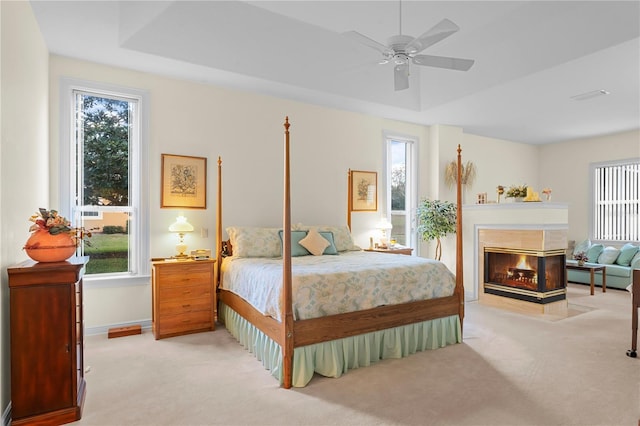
[476,226,568,316]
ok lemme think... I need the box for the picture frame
[161,154,207,209]
[350,170,377,212]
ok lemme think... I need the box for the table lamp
[168,215,194,258]
[377,216,393,248]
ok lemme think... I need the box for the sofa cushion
[585,244,603,263]
[598,247,620,264]
[573,239,591,256]
[603,264,633,278]
[615,243,639,266]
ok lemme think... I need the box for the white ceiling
[30,0,640,144]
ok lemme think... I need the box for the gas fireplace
[484,248,566,304]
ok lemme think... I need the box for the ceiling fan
[343,1,475,91]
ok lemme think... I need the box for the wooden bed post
[282,117,294,389]
[347,169,352,231]
[456,144,465,332]
[215,157,222,294]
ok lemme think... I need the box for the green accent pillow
[615,243,639,266]
[278,230,310,257]
[585,244,604,263]
[318,231,338,255]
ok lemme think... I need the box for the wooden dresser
[151,259,216,339]
[7,257,88,426]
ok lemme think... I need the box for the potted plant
[23,208,92,262]
[505,184,528,201]
[416,199,457,260]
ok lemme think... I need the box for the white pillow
[299,228,330,256]
[226,227,281,258]
[597,246,620,264]
[573,239,591,256]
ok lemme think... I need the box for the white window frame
[382,131,419,252]
[60,78,150,286]
[590,158,640,243]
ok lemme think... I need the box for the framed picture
[161,154,207,209]
[350,170,377,211]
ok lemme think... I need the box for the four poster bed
[214,117,465,388]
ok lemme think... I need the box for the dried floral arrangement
[444,161,477,189]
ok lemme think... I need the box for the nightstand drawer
[158,310,212,336]
[160,283,211,302]
[159,295,211,317]
[156,265,212,288]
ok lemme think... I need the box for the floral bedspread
[220,251,456,321]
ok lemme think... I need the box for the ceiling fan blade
[343,30,393,56]
[404,18,460,55]
[412,54,475,71]
[394,64,409,91]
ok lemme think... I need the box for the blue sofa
[567,240,640,290]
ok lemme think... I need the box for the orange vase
[24,229,77,263]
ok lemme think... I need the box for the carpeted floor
[73,284,639,426]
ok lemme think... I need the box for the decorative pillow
[585,243,604,263]
[226,227,282,258]
[615,243,639,266]
[573,239,591,257]
[278,230,310,257]
[299,228,330,256]
[318,232,338,255]
[597,247,620,265]
[293,224,359,251]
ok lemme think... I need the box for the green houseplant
[416,199,457,260]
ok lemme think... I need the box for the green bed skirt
[219,302,462,387]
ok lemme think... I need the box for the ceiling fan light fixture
[570,89,610,101]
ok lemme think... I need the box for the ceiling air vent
[570,89,610,101]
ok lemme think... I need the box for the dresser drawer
[158,310,212,336]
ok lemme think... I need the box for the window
[591,159,639,242]
[60,79,149,283]
[384,133,418,249]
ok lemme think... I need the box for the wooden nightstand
[151,258,216,340]
[364,247,413,255]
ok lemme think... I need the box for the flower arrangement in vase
[505,184,528,201]
[23,208,92,262]
[573,251,589,266]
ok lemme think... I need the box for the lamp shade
[168,216,194,233]
[377,217,393,231]
[169,215,194,258]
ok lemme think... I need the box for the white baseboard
[2,402,11,426]
[85,319,152,336]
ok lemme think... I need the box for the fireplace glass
[484,248,566,304]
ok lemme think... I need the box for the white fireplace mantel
[459,202,569,301]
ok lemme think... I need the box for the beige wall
[1,0,50,418]
[539,130,640,243]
